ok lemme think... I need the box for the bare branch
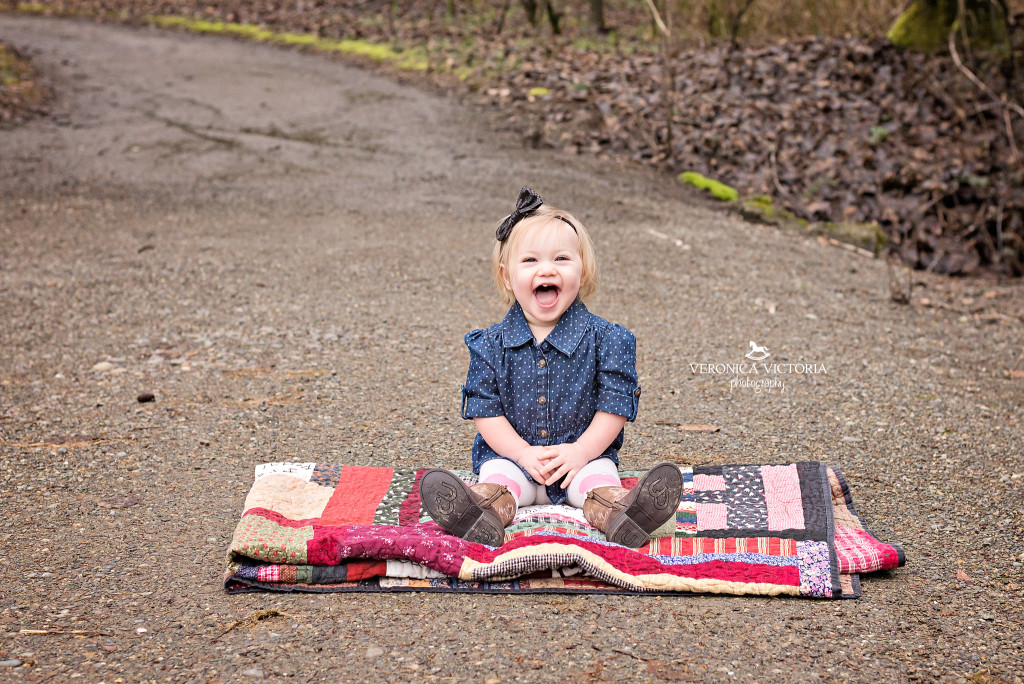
[947,21,1024,120]
[642,0,669,36]
[947,19,1024,173]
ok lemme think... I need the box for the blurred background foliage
[4,0,1023,276]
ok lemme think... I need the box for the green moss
[888,0,1006,52]
[740,195,805,225]
[887,0,956,51]
[678,171,739,202]
[528,87,550,98]
[146,15,429,71]
[869,125,890,144]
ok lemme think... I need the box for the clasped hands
[515,443,593,488]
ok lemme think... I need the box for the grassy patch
[14,2,50,13]
[0,40,48,123]
[0,44,23,86]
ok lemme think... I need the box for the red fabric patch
[398,468,428,527]
[346,560,388,581]
[319,466,395,526]
[306,521,469,576]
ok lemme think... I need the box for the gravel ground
[0,14,1022,683]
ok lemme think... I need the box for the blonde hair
[491,205,597,307]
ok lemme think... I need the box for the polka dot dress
[460,300,640,505]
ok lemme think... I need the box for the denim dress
[460,299,640,505]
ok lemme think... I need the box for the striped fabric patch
[762,464,806,531]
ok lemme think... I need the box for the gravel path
[1,14,1022,683]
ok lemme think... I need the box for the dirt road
[1,14,1022,682]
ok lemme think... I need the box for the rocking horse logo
[745,341,771,361]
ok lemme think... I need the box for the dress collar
[501,299,590,356]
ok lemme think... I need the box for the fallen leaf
[1007,370,1024,380]
[957,569,973,583]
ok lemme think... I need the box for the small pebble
[137,392,155,403]
[241,668,265,678]
[0,659,22,667]
[92,361,115,372]
[365,647,383,659]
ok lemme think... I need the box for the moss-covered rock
[816,221,888,255]
[739,195,807,227]
[888,0,1007,52]
[678,171,738,202]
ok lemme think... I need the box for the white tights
[478,457,621,509]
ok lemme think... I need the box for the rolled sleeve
[461,330,504,419]
[595,324,640,421]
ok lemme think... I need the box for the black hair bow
[496,187,543,242]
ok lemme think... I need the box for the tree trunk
[544,0,563,35]
[589,0,607,33]
[888,0,1006,52]
[520,0,538,25]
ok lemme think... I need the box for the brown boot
[583,462,683,548]
[419,469,517,546]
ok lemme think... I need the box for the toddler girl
[420,187,683,548]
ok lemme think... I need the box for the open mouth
[534,284,560,307]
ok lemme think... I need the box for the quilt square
[723,465,769,530]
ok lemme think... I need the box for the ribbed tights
[478,457,621,509]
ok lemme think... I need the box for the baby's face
[502,219,582,335]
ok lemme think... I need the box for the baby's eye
[555,255,570,261]
[521,257,536,263]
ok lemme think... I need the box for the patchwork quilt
[224,462,904,598]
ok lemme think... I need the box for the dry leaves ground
[4,0,1023,276]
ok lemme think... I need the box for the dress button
[634,387,642,397]
[538,359,547,368]
[540,429,548,438]
[538,396,547,405]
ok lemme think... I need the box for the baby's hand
[540,442,592,488]
[514,445,559,484]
